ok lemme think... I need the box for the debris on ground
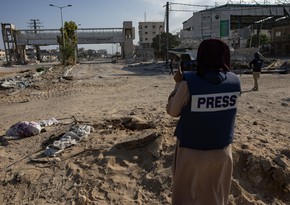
[43,124,95,157]
[5,121,41,139]
[38,117,59,127]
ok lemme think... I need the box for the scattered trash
[5,121,41,138]
[43,124,95,157]
[38,117,59,127]
[0,78,30,89]
[3,117,61,140]
[0,67,50,92]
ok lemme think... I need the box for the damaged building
[180,3,290,56]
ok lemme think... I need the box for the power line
[27,19,43,61]
[171,4,290,13]
[170,2,215,8]
[27,19,43,30]
[170,9,199,12]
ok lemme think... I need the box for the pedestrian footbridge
[1,21,134,64]
[16,28,126,45]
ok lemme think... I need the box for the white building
[180,4,290,49]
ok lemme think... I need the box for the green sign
[220,20,229,37]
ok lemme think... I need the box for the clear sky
[0,0,210,52]
[0,0,273,52]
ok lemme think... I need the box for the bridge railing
[16,29,60,45]
[77,28,124,44]
[16,28,125,46]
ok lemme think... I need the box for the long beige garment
[253,71,260,90]
[172,141,233,205]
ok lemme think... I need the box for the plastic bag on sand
[38,117,59,127]
[43,124,95,157]
[70,124,93,136]
[5,121,41,138]
[51,131,80,150]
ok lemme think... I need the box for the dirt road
[0,62,289,204]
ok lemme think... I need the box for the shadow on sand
[241,88,256,94]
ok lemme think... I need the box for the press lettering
[197,97,206,108]
[192,92,239,112]
[229,95,237,106]
[222,96,229,107]
[215,96,222,108]
[207,97,214,108]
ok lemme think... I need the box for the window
[125,28,132,39]
[275,31,282,37]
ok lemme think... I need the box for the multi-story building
[137,21,164,61]
[138,22,164,48]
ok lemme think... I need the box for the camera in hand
[181,59,197,72]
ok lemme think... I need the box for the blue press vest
[174,72,241,150]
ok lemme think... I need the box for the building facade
[138,22,164,48]
[272,25,290,55]
[180,4,290,52]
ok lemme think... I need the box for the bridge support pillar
[1,23,18,65]
[18,45,27,64]
[122,21,134,59]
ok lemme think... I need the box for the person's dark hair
[196,39,230,76]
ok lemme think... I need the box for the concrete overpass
[1,21,135,64]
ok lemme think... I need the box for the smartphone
[181,60,197,72]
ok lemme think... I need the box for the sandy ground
[0,61,289,205]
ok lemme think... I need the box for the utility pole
[166,2,169,70]
[28,19,42,61]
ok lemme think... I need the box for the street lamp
[49,4,72,48]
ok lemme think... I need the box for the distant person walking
[249,52,263,91]
[169,58,174,75]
